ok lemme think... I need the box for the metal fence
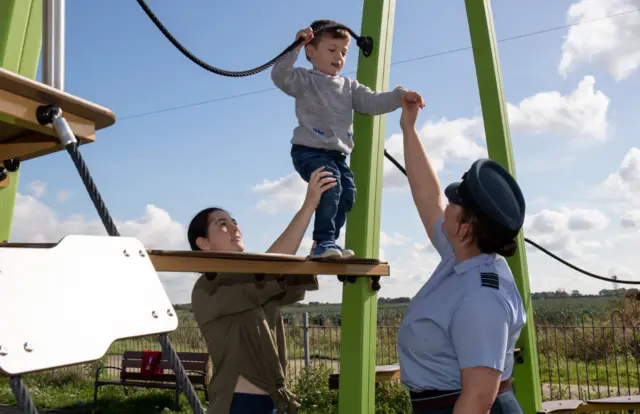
[20,311,640,403]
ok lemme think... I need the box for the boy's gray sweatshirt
[271,49,405,155]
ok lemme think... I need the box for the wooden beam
[148,249,390,276]
[0,67,115,162]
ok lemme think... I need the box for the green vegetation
[1,292,638,412]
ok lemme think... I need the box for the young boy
[271,20,424,259]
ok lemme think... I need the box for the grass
[0,295,636,412]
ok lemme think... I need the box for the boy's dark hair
[459,207,518,257]
[305,20,350,61]
[187,207,226,251]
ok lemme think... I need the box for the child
[271,20,424,259]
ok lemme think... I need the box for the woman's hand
[302,167,337,211]
[400,94,422,131]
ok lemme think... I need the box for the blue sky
[10,0,640,303]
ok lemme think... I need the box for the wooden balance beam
[0,67,116,186]
[539,395,640,413]
[147,249,390,277]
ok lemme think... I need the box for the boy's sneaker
[310,240,342,259]
[336,245,355,259]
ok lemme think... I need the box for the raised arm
[399,97,445,243]
[266,167,337,255]
[351,82,406,115]
[270,28,313,97]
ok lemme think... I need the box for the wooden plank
[0,242,389,276]
[147,249,390,276]
[121,359,207,372]
[329,364,400,390]
[0,67,115,162]
[0,68,115,129]
[538,399,584,413]
[121,351,209,362]
[120,372,206,385]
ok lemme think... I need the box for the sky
[8,0,640,304]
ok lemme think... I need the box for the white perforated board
[0,235,178,375]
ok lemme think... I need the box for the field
[0,294,635,413]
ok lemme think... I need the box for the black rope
[34,105,206,414]
[135,0,373,77]
[382,151,640,286]
[9,376,38,414]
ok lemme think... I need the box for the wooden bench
[538,396,640,413]
[93,351,210,409]
[328,364,400,390]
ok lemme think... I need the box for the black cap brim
[445,182,462,205]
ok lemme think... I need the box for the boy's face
[306,34,351,76]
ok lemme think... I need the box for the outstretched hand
[400,93,424,131]
[302,167,337,211]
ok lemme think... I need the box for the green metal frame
[464,1,541,412]
[0,0,541,413]
[340,0,396,412]
[0,0,42,241]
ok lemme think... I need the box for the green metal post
[0,0,43,241]
[339,0,396,412]
[464,1,541,412]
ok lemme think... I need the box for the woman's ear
[195,237,209,251]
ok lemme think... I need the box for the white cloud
[380,231,411,247]
[383,117,486,189]
[524,207,609,258]
[621,209,640,228]
[252,173,307,214]
[56,190,71,203]
[559,0,640,81]
[598,147,640,200]
[28,181,46,198]
[507,76,610,142]
[10,188,196,304]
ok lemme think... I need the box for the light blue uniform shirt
[397,216,526,391]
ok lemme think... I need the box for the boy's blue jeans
[290,144,356,243]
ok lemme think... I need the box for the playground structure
[1,1,640,414]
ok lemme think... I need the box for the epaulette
[480,272,500,290]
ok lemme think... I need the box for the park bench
[93,351,210,409]
[538,396,640,413]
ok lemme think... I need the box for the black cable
[118,7,640,122]
[135,0,373,77]
[382,151,640,286]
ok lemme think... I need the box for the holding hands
[400,90,425,131]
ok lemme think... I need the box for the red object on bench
[140,350,163,379]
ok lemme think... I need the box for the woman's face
[196,209,244,252]
[443,202,471,245]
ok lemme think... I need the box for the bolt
[23,343,33,352]
[139,250,146,257]
[123,250,129,257]
[152,311,158,318]
[0,345,7,356]
[167,309,174,317]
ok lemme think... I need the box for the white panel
[0,235,178,375]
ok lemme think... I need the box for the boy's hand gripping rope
[135,0,373,77]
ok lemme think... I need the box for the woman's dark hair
[187,207,226,251]
[459,208,518,257]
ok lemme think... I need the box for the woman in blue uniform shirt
[396,98,527,414]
